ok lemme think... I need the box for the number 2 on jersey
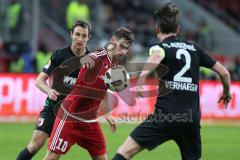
[173,49,192,83]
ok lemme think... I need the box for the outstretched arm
[80,55,95,68]
[100,94,117,133]
[35,72,59,101]
[211,62,231,108]
[137,45,165,96]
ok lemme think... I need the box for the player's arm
[35,72,59,101]
[199,48,231,108]
[137,45,165,96]
[100,94,117,133]
[211,62,231,108]
[35,51,60,101]
[63,54,95,69]
[105,112,116,133]
[80,55,95,68]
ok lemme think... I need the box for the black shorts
[35,107,56,136]
[130,114,201,160]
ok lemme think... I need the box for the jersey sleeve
[88,51,99,60]
[149,44,166,60]
[198,47,216,68]
[42,51,59,75]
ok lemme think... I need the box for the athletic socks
[16,148,34,160]
[112,153,127,160]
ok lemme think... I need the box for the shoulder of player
[149,43,165,50]
[165,39,203,53]
[150,43,166,52]
[53,46,70,56]
[148,43,166,57]
[51,46,72,62]
[89,48,108,59]
[187,41,204,54]
[179,38,202,50]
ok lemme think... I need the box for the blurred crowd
[194,0,240,32]
[102,0,156,48]
[0,0,239,81]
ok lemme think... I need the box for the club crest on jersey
[37,118,44,126]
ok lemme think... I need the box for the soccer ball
[104,65,130,92]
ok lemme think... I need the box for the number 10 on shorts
[56,138,68,152]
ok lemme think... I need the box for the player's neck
[159,33,177,42]
[107,50,113,61]
[106,45,114,61]
[71,46,86,57]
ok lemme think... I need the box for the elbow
[153,54,162,61]
[221,70,230,79]
[212,62,231,80]
[149,54,162,64]
[35,77,40,88]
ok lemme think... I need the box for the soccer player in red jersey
[43,27,134,160]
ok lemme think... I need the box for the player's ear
[110,36,117,43]
[70,31,74,39]
[155,25,160,34]
[87,33,91,40]
[176,25,180,34]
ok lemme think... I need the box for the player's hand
[105,114,117,133]
[218,92,231,108]
[136,75,146,98]
[48,89,60,101]
[80,55,95,69]
[136,85,145,97]
[136,78,145,98]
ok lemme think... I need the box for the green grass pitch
[0,123,239,160]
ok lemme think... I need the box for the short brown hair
[154,2,179,34]
[113,27,134,45]
[71,20,92,36]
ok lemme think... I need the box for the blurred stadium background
[0,0,240,159]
